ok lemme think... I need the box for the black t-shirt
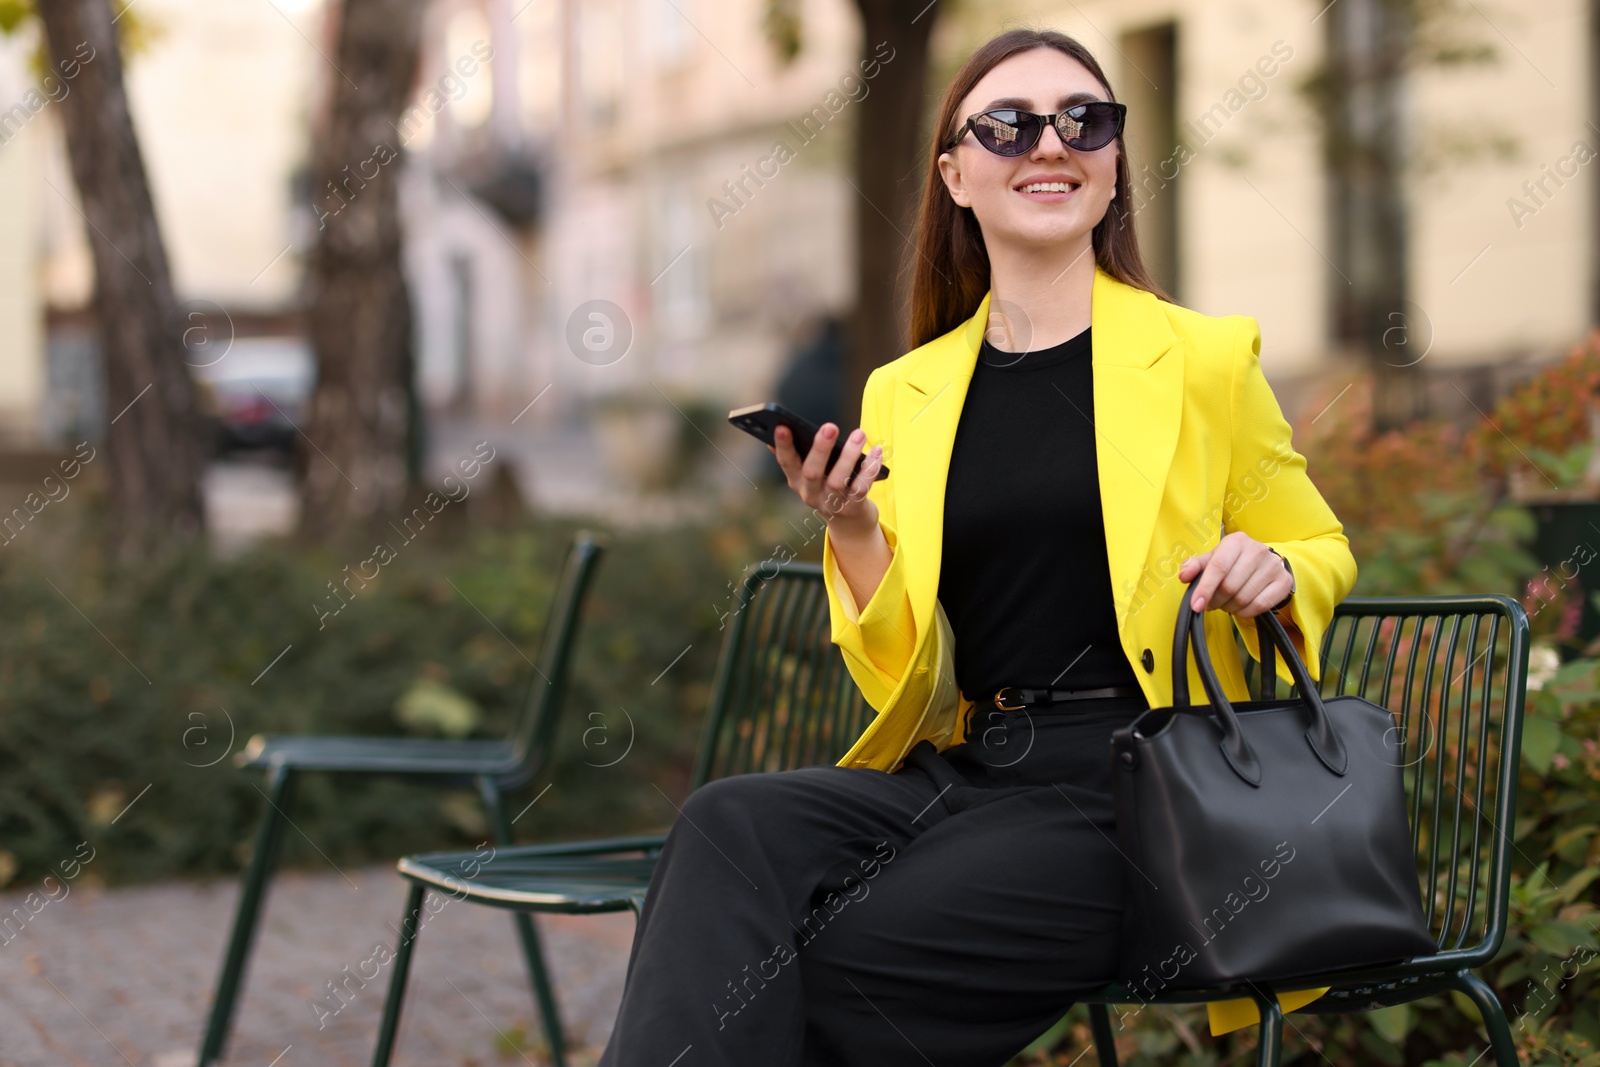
[936,325,1140,700]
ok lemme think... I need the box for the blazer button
[1140,648,1155,673]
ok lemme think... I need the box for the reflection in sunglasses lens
[976,111,1038,155]
[977,111,1035,153]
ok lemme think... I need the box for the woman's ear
[936,150,973,209]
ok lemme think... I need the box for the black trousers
[597,695,1147,1067]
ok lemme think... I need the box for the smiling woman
[598,27,1357,1067]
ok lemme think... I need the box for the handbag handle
[1255,615,1276,700]
[1170,580,1348,786]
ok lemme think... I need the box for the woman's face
[937,48,1120,256]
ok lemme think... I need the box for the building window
[654,0,690,66]
[653,178,707,341]
[1119,21,1181,301]
[449,253,476,413]
[1323,0,1418,426]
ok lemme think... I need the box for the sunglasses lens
[1062,103,1122,150]
[971,110,1041,156]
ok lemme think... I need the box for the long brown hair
[907,28,1172,350]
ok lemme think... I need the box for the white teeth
[1020,182,1078,194]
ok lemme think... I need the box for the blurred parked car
[191,337,316,461]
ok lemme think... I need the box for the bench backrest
[691,560,874,786]
[1277,595,1529,965]
[510,531,607,781]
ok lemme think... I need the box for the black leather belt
[988,684,1144,711]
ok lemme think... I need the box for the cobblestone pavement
[0,862,633,1066]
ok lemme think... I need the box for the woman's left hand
[1177,532,1292,617]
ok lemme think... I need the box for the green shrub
[1292,373,1539,601]
[0,482,821,887]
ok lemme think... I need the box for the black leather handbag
[1108,582,1437,992]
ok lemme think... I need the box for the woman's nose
[1032,121,1071,157]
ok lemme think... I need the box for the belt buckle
[993,687,1027,711]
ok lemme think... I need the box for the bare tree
[36,0,207,558]
[765,0,941,428]
[844,0,939,428]
[298,0,429,539]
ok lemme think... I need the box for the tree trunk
[298,0,428,540]
[37,0,206,559]
[845,0,938,428]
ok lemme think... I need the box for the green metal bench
[198,530,606,1067]
[368,572,1529,1067]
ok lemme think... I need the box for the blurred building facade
[1,0,1597,514]
[0,33,44,446]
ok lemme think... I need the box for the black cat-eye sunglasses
[945,102,1128,156]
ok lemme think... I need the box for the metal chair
[365,558,875,1065]
[1085,594,1530,1066]
[197,530,606,1067]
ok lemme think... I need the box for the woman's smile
[1015,173,1083,201]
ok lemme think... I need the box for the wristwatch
[1267,547,1295,612]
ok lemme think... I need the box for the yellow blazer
[820,266,1358,1033]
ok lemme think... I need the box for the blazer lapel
[889,267,1184,646]
[1089,272,1184,627]
[891,291,991,635]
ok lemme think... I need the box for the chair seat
[397,835,670,914]
[237,734,520,775]
[1081,961,1447,1009]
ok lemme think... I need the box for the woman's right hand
[769,423,883,535]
